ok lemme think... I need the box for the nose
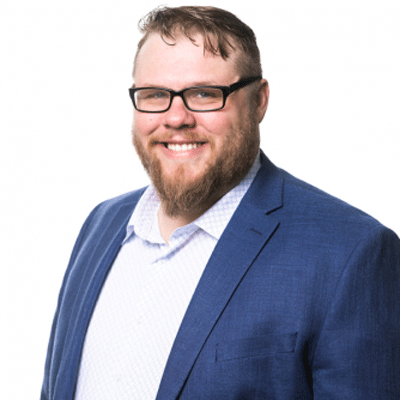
[163,95,196,129]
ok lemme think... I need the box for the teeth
[167,143,202,152]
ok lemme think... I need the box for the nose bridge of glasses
[169,88,191,110]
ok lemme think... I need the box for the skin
[132,32,269,243]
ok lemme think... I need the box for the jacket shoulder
[280,168,385,230]
[79,187,146,233]
[90,187,147,219]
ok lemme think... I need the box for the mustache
[148,131,209,144]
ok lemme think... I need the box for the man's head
[131,6,269,219]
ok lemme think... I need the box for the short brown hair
[133,6,262,78]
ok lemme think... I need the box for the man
[41,6,400,400]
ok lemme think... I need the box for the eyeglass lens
[134,88,224,112]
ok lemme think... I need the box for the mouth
[163,142,205,152]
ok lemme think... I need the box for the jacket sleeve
[311,225,400,398]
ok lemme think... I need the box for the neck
[157,206,199,245]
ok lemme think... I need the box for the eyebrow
[132,80,223,89]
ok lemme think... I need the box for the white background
[1,0,399,398]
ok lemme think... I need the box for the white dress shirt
[75,156,260,400]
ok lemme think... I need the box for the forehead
[134,33,240,87]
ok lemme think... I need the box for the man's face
[132,33,266,217]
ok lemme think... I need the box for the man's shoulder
[93,187,147,214]
[242,154,393,242]
[276,167,388,235]
[249,162,400,270]
[81,187,148,232]
[254,155,389,237]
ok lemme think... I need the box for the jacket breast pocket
[216,332,297,362]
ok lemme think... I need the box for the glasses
[129,76,262,113]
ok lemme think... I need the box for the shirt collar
[124,153,261,244]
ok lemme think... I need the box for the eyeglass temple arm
[228,76,262,94]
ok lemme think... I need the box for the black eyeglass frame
[129,75,262,113]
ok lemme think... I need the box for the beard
[132,116,260,217]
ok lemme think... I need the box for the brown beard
[132,116,260,217]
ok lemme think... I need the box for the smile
[164,142,205,152]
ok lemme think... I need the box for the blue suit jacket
[41,153,400,399]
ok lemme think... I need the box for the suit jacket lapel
[156,154,284,400]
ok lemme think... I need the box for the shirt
[75,155,261,400]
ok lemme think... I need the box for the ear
[256,79,269,123]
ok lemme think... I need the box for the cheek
[133,112,160,137]
[199,113,234,140]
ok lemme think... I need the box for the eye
[138,89,169,100]
[153,91,169,99]
[194,89,219,98]
[186,88,223,103]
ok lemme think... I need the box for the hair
[133,6,262,78]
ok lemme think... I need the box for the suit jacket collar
[156,152,284,399]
